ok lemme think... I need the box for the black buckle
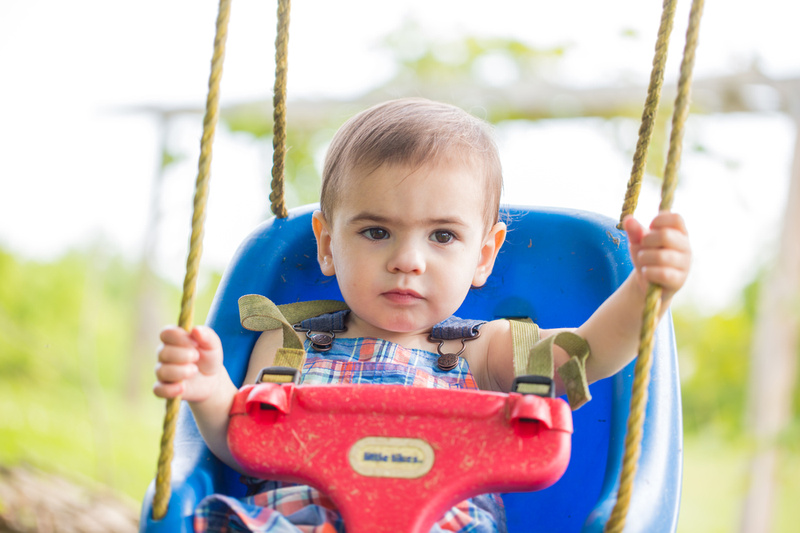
[511,375,555,398]
[256,366,300,385]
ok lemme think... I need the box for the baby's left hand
[623,212,691,300]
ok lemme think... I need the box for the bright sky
[2,0,798,313]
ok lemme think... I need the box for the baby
[154,98,691,532]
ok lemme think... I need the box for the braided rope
[605,0,704,531]
[152,0,232,520]
[617,0,678,228]
[270,0,291,219]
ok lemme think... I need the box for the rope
[617,0,678,228]
[151,0,233,520]
[270,0,291,219]
[605,0,704,531]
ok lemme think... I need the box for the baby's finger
[160,326,195,347]
[639,227,691,253]
[649,212,688,234]
[640,265,688,291]
[635,248,691,271]
[155,361,198,384]
[191,326,222,352]
[623,216,645,245]
[157,343,199,365]
[153,380,185,399]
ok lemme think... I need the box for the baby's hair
[321,98,502,229]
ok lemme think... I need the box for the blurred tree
[739,95,800,532]
[127,113,173,404]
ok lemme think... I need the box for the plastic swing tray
[229,383,573,533]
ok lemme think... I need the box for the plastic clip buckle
[257,366,300,385]
[511,375,555,398]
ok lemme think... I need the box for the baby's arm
[574,212,690,382]
[153,326,285,473]
[479,211,690,393]
[154,326,241,471]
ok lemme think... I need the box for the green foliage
[383,18,566,86]
[222,116,324,208]
[674,305,753,434]
[674,273,800,438]
[0,244,221,500]
[225,103,274,139]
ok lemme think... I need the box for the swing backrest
[140,204,682,533]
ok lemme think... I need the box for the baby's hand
[153,325,224,403]
[623,212,691,300]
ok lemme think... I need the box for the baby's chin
[351,313,441,338]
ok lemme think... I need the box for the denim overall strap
[427,317,487,372]
[430,316,486,340]
[296,309,349,332]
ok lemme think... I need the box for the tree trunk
[125,117,169,404]
[739,107,800,533]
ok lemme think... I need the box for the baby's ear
[312,211,336,276]
[472,222,506,287]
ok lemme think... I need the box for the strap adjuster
[511,375,555,398]
[257,366,300,385]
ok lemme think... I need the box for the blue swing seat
[139,204,682,532]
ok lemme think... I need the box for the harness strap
[509,319,543,377]
[239,295,590,407]
[238,295,349,382]
[550,332,592,409]
[510,319,592,410]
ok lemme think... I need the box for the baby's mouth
[382,289,423,303]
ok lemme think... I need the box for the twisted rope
[605,0,704,531]
[270,0,291,219]
[152,0,232,520]
[617,0,678,228]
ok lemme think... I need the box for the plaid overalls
[195,311,507,533]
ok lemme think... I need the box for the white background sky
[2,0,798,313]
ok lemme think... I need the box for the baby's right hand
[153,325,224,403]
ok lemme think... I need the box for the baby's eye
[361,227,389,240]
[430,230,455,244]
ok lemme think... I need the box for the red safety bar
[229,384,572,533]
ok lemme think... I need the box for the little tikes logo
[349,437,434,478]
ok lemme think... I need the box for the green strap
[240,297,591,407]
[509,318,545,374]
[510,318,592,410]
[510,319,553,397]
[238,295,349,381]
[550,332,592,409]
[239,295,348,339]
[278,299,350,326]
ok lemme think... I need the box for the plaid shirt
[195,322,506,533]
[301,336,479,389]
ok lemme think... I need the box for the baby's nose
[387,242,426,274]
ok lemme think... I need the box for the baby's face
[314,158,504,337]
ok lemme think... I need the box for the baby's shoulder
[467,319,513,359]
[478,318,512,338]
[462,319,515,391]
